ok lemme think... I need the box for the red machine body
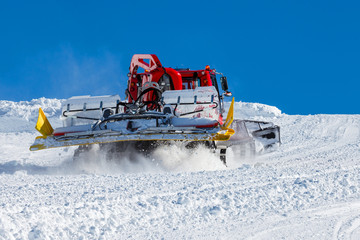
[126,54,219,102]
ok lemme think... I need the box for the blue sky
[0,0,359,114]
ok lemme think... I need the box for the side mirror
[220,76,228,91]
[220,76,232,96]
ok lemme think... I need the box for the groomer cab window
[182,77,201,89]
[158,73,173,91]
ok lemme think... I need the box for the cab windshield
[182,77,200,89]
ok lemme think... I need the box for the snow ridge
[0,98,62,120]
[0,98,63,132]
[233,101,283,120]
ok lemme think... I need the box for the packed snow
[0,98,359,239]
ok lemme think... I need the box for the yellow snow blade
[29,127,236,151]
[35,108,53,137]
[222,97,235,129]
[30,143,47,151]
[212,128,235,141]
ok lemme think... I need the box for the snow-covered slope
[0,98,359,239]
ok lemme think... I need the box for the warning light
[205,65,210,71]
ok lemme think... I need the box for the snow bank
[0,98,63,132]
[223,100,283,120]
[0,98,62,120]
